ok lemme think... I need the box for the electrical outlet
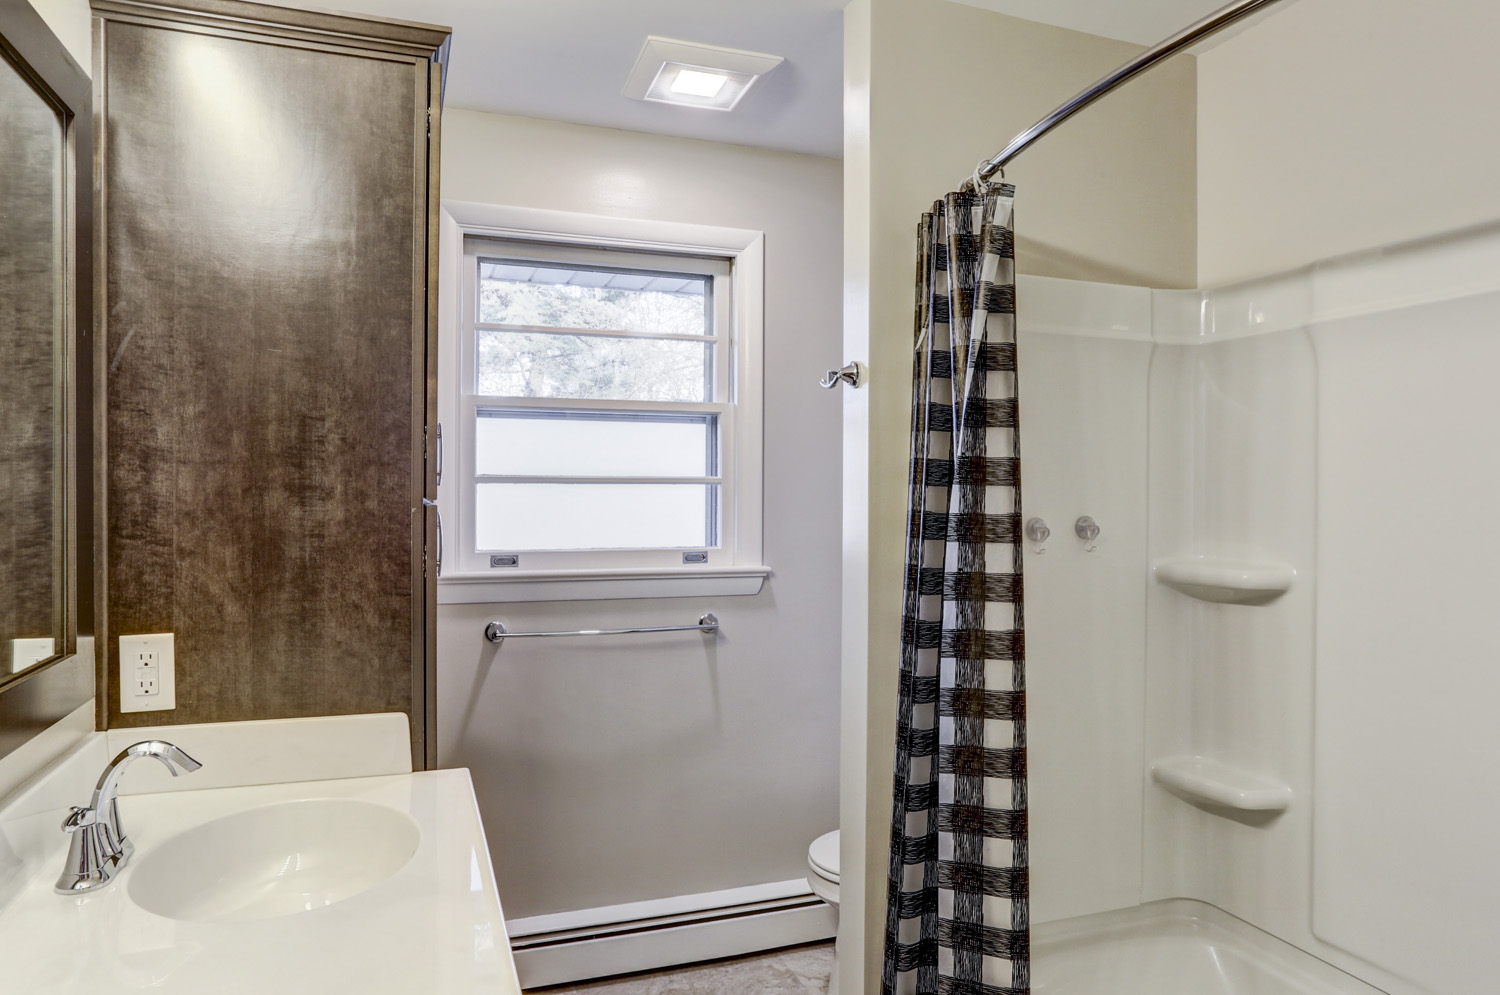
[136,659,158,696]
[120,633,175,713]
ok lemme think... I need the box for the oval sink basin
[128,798,420,922]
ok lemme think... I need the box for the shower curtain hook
[969,159,991,194]
[972,159,1004,191]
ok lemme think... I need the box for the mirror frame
[0,0,94,759]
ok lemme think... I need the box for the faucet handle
[55,806,123,894]
[60,805,95,832]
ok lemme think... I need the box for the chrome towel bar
[484,613,719,644]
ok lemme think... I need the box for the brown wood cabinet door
[95,0,447,767]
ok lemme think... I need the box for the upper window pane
[477,330,710,402]
[478,258,709,337]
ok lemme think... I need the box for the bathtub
[1033,901,1382,995]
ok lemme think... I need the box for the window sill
[436,566,771,604]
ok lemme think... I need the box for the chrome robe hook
[819,361,866,389]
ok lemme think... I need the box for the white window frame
[461,238,732,569]
[436,201,768,604]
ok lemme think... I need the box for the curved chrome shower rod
[977,0,1290,181]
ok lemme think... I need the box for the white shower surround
[1020,218,1500,995]
[1033,901,1381,994]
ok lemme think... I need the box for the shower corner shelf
[1152,557,1295,605]
[1150,755,1293,813]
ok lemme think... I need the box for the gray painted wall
[438,110,844,918]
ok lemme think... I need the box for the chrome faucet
[55,740,201,894]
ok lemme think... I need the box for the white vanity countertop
[0,769,521,994]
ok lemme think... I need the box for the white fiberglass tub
[1033,901,1382,995]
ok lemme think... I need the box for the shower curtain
[884,182,1029,995]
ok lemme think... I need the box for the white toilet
[806,830,840,992]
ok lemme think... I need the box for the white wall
[1198,0,1500,285]
[437,110,843,919]
[843,3,1196,990]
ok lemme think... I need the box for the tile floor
[529,943,834,995]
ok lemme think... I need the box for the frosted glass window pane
[475,484,714,550]
[477,330,709,402]
[476,412,713,478]
[478,259,708,336]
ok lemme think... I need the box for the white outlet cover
[120,632,176,713]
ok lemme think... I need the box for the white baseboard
[510,880,837,989]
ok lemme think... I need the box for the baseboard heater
[507,878,837,989]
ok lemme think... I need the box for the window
[440,218,766,602]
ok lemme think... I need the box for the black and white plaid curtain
[884,182,1028,995]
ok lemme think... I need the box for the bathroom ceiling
[283,0,1241,159]
[288,0,847,157]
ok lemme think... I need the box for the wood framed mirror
[0,0,94,758]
